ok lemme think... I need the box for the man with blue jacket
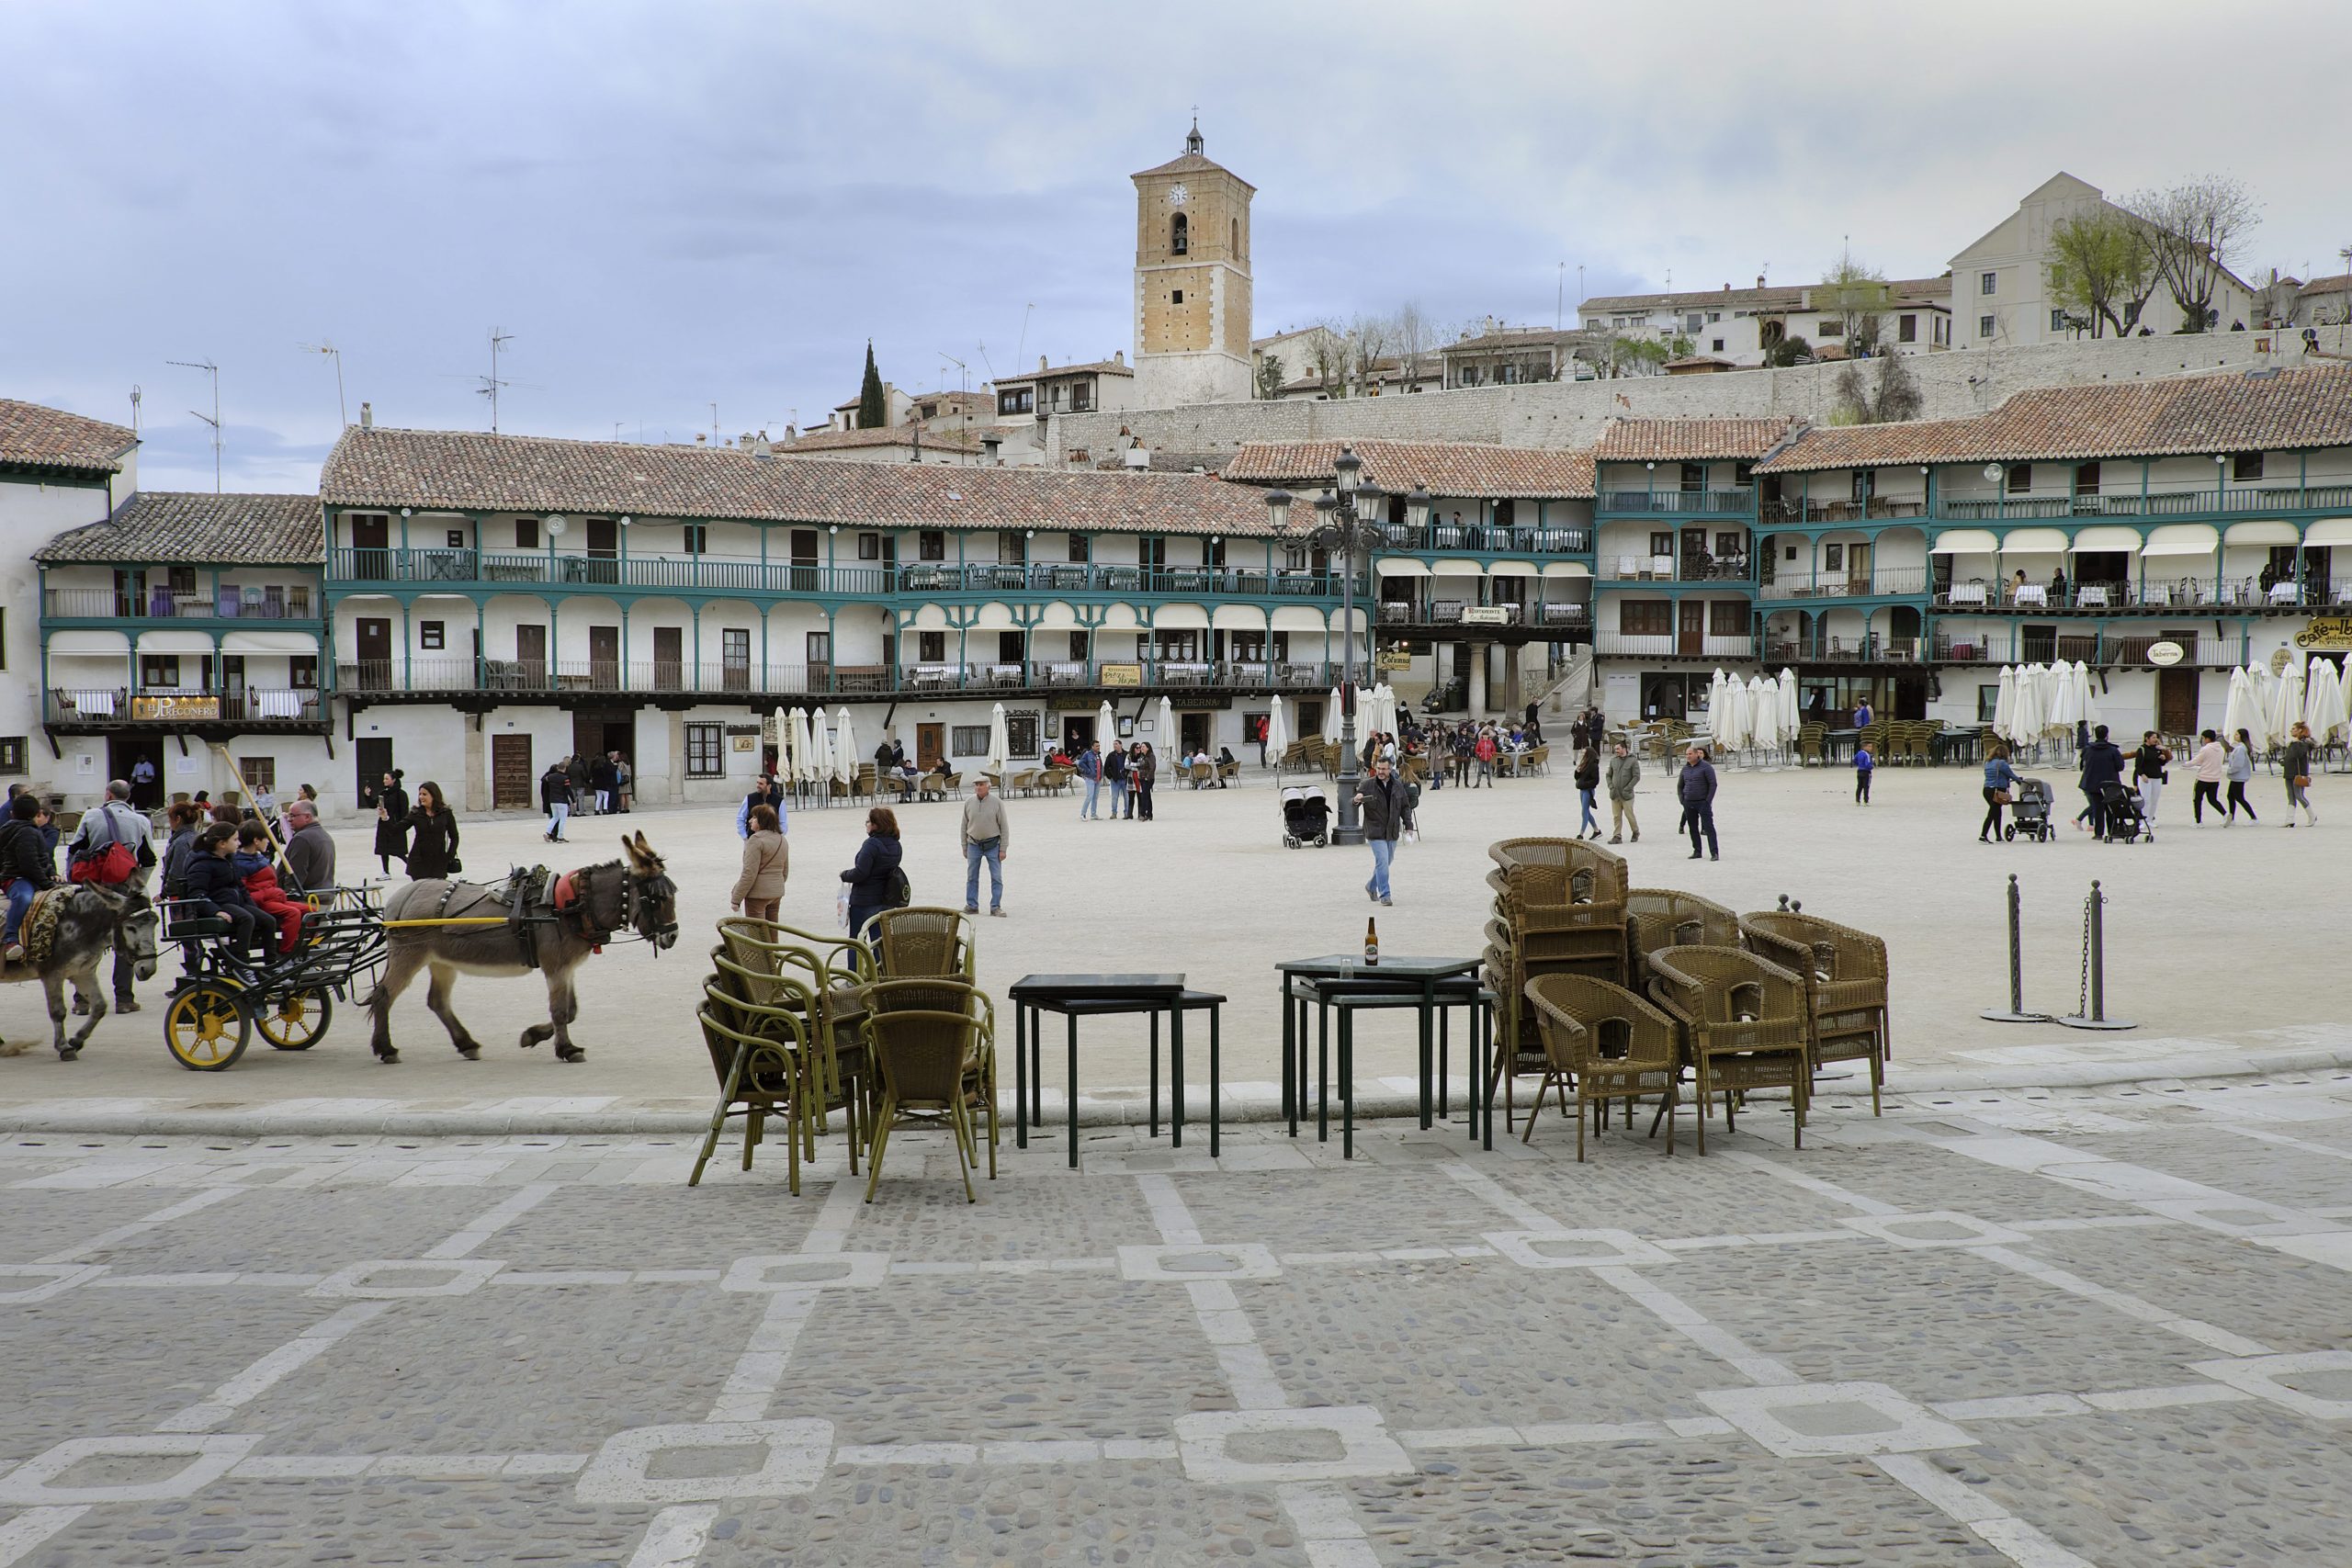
[1679,745,1720,861]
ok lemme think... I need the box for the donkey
[0,886,159,1059]
[368,832,678,1064]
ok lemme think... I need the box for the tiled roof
[0,399,139,475]
[1594,418,1801,463]
[991,359,1136,385]
[1442,328,1592,355]
[2299,274,2352,298]
[1755,365,2352,473]
[1583,286,1804,314]
[36,491,322,565]
[1131,152,1255,189]
[777,426,984,456]
[1222,439,1595,500]
[319,426,1272,536]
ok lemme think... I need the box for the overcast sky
[6,1,2347,492]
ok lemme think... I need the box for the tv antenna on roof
[298,340,347,428]
[166,357,221,492]
[479,327,514,432]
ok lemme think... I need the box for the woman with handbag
[730,804,788,921]
[2283,722,2318,828]
[2132,731,2170,833]
[839,806,903,941]
[1980,744,2019,841]
[398,782,461,881]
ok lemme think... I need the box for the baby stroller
[2006,776,2055,842]
[1281,786,1330,848]
[2097,781,2150,843]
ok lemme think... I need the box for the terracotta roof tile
[0,399,139,475]
[1755,365,2352,472]
[991,359,1136,385]
[777,426,984,456]
[1593,417,1801,463]
[318,426,1270,536]
[36,491,322,565]
[1222,438,1595,499]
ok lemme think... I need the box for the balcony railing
[42,587,318,621]
[1936,483,2352,521]
[334,658,1342,699]
[1599,489,1757,516]
[1929,631,2247,668]
[1762,635,1931,665]
[895,563,1346,597]
[1600,554,1755,583]
[1591,632,1758,660]
[1934,576,2347,612]
[45,687,324,727]
[1374,525,1592,554]
[1759,567,1932,600]
[1376,599,1590,629]
[1758,497,1930,525]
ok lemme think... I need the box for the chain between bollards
[1981,872,2053,1023]
[2060,878,2136,1031]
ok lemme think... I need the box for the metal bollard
[1776,894,1804,913]
[2060,878,2136,1031]
[1981,873,2054,1023]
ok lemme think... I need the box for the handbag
[446,856,464,874]
[2292,774,2312,789]
[1992,789,2013,806]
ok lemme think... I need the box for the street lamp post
[1262,447,1430,845]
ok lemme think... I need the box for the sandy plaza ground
[4,753,2346,1117]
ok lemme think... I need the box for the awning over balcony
[1031,602,1080,629]
[969,602,1018,630]
[1999,527,2069,553]
[48,630,130,656]
[1154,604,1209,629]
[1211,604,1265,630]
[2304,517,2352,547]
[1542,562,1593,579]
[1330,608,1367,632]
[2142,524,2221,557]
[1928,529,1998,554]
[905,603,952,630]
[1374,559,1430,578]
[2224,520,2301,546]
[2070,525,2143,553]
[1430,558,1484,576]
[1271,607,1327,632]
[1487,560,1539,577]
[1099,604,1144,630]
[137,629,216,654]
[220,630,320,654]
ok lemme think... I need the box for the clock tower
[1132,120,1255,407]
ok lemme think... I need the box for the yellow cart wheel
[164,980,251,1072]
[256,987,332,1051]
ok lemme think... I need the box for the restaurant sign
[1099,662,1143,687]
[1460,606,1511,626]
[1374,650,1415,671]
[2143,640,2185,667]
[131,694,220,721]
[2296,617,2352,651]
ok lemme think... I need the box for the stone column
[1468,645,1487,719]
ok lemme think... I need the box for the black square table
[1276,954,1490,1156]
[1008,974,1224,1168]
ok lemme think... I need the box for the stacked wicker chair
[1738,909,1892,1115]
[1644,946,1811,1152]
[1521,974,1681,1160]
[1483,838,1630,1131]
[698,917,878,1192]
[856,977,999,1203]
[1623,889,1741,994]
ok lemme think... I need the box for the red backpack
[68,807,141,886]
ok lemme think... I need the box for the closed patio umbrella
[2221,668,2259,750]
[1267,694,1290,762]
[1324,686,1343,745]
[832,706,857,790]
[1707,669,1732,749]
[1778,668,1800,741]
[807,711,832,795]
[2050,661,2081,732]
[2007,666,2041,749]
[2073,660,2100,734]
[785,706,808,784]
[1158,694,1175,761]
[2304,658,2346,741]
[2270,655,2305,748]
[1994,667,2017,738]
[986,701,1010,778]
[1746,675,1773,755]
[1097,699,1117,756]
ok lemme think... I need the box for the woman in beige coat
[730,804,788,921]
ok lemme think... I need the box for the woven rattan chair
[693,980,811,1193]
[865,906,977,980]
[1799,724,1826,767]
[1645,945,1811,1152]
[711,947,867,1168]
[1522,974,1681,1159]
[1624,889,1740,993]
[1739,910,1891,1111]
[855,977,999,1202]
[1479,922,1611,1131]
[1486,838,1630,978]
[717,917,876,1139]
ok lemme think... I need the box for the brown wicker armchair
[1522,974,1681,1159]
[1739,910,1891,1113]
[1645,945,1811,1152]
[855,977,999,1202]
[711,944,867,1172]
[693,977,812,1193]
[1485,838,1629,978]
[1624,889,1741,993]
[865,906,978,980]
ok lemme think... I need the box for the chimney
[359,401,373,429]
[1723,282,1731,291]
[1039,355,1049,372]
[1756,274,1766,288]
[1113,349,1125,366]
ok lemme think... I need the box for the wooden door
[722,627,750,692]
[584,518,618,583]
[515,623,548,686]
[350,513,389,578]
[790,529,819,592]
[491,734,533,809]
[1680,528,1707,579]
[916,723,944,770]
[1847,542,1872,594]
[355,616,391,688]
[2158,667,2199,735]
[355,738,393,808]
[589,626,621,689]
[1677,601,1704,656]
[652,626,683,690]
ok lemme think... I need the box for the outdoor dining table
[1008,974,1224,1167]
[1933,727,1984,765]
[1823,728,1860,763]
[1276,953,1490,1158]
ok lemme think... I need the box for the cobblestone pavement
[3,1068,2350,1565]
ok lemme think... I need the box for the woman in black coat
[399,781,460,881]
[371,770,410,874]
[838,806,903,941]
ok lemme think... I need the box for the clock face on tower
[1168,183,1188,207]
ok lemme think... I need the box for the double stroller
[1281,786,1330,848]
[2004,776,2056,842]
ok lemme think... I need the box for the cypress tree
[857,342,887,429]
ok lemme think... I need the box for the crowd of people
[1979,722,2320,840]
[534,752,634,842]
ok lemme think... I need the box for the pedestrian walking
[1077,742,1102,818]
[371,770,410,874]
[2075,724,2126,836]
[2223,728,2259,822]
[591,752,619,815]
[2284,721,2319,827]
[1354,754,1404,907]
[130,754,158,808]
[397,782,460,880]
[1474,726,1498,787]
[1853,741,1874,805]
[1132,743,1157,821]
[1679,746,1720,861]
[2132,731,2170,833]
[542,761,574,842]
[1573,744,1602,840]
[1605,741,1641,844]
[1448,724,1473,787]
[2188,729,2227,823]
[1981,744,2020,840]
[566,753,593,816]
[960,775,1011,916]
[839,807,903,940]
[730,804,788,922]
[1103,743,1129,820]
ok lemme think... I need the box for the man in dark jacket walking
[2075,724,2127,838]
[1354,755,1405,905]
[1679,745,1720,861]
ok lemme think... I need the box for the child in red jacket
[232,822,309,954]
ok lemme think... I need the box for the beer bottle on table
[1363,918,1379,966]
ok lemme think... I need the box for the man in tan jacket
[960,776,1012,917]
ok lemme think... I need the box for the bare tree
[2047,210,2158,338]
[1831,350,1925,425]
[1299,322,1350,397]
[2123,175,2260,333]
[1393,301,1438,387]
[1253,354,1287,400]
[1820,252,1893,355]
[1348,311,1396,395]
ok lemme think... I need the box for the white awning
[2069,525,2143,553]
[136,630,216,654]
[2142,523,2221,557]
[1098,604,1144,630]
[1271,607,1327,632]
[220,630,321,655]
[1154,603,1209,629]
[47,630,130,656]
[1031,602,1080,630]
[1211,604,1265,631]
[1374,558,1431,578]
[906,603,951,630]
[2303,517,2352,547]
[968,601,1018,630]
[2223,520,2301,547]
[1487,560,1539,578]
[1329,608,1367,632]
[1928,529,1999,554]
[1430,558,1484,576]
[1542,561,1593,579]
[1999,527,2069,553]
